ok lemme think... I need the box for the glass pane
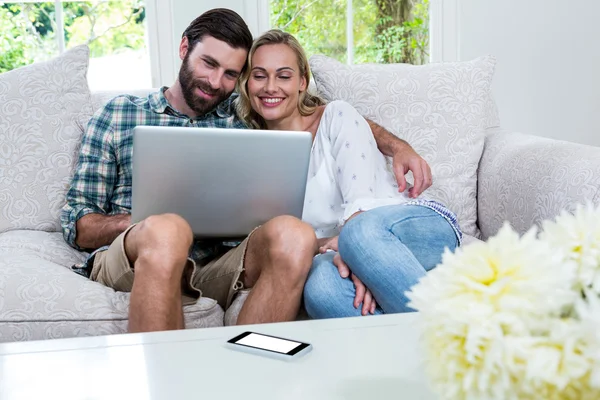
[353,0,430,65]
[269,0,429,65]
[0,2,60,73]
[270,0,348,64]
[64,0,151,90]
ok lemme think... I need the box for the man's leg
[92,213,193,333]
[236,215,317,325]
[126,214,193,332]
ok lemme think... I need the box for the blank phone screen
[234,333,302,354]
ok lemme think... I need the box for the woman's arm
[328,104,378,198]
[325,101,398,224]
[324,103,383,315]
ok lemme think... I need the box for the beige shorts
[90,224,255,310]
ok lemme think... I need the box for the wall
[165,1,600,146]
[457,0,600,146]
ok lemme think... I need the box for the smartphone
[226,331,312,361]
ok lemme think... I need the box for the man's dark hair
[182,8,253,52]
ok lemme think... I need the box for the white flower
[502,324,598,400]
[406,223,577,399]
[408,223,575,325]
[540,202,600,295]
[576,292,600,388]
[521,319,590,388]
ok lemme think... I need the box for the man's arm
[367,119,407,156]
[75,214,130,250]
[367,119,432,198]
[61,105,126,251]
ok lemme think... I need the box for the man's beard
[179,55,229,116]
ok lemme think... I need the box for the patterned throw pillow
[0,45,93,233]
[309,55,497,237]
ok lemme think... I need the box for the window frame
[429,0,459,62]
[145,0,175,88]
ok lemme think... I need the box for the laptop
[131,126,312,238]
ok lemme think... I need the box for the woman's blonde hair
[236,29,325,129]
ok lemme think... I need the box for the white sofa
[1,46,600,343]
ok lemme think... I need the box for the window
[0,0,151,90]
[269,0,429,65]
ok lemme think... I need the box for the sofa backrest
[309,54,499,238]
[2,46,503,239]
[90,89,155,116]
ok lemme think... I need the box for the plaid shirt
[61,87,246,264]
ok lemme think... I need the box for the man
[61,8,432,333]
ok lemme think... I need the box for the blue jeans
[303,205,459,319]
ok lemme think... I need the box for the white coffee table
[0,313,436,399]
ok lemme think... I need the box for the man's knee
[127,213,192,273]
[137,213,192,246]
[260,215,317,274]
[263,215,317,252]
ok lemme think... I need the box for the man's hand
[367,119,432,198]
[332,253,377,315]
[75,213,131,250]
[392,146,432,198]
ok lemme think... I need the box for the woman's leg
[338,205,458,314]
[303,252,384,319]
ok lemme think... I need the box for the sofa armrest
[477,128,600,240]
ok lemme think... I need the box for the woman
[236,30,461,319]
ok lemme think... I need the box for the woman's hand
[332,253,377,316]
[317,236,339,254]
[316,235,377,315]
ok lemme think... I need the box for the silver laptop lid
[131,126,312,238]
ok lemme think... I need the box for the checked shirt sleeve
[61,106,118,249]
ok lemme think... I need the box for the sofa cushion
[0,45,94,234]
[90,89,154,113]
[483,92,501,130]
[460,234,483,247]
[0,230,87,268]
[0,231,223,342]
[309,55,496,237]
